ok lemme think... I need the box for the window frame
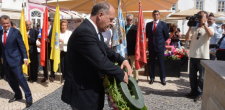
[218,0,225,12]
[196,0,203,10]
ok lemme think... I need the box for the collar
[3,27,10,33]
[127,23,133,28]
[87,18,99,34]
[153,19,159,24]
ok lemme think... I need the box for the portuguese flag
[135,3,147,70]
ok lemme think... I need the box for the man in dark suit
[125,14,138,82]
[26,20,38,82]
[41,17,54,82]
[61,1,132,110]
[0,15,32,107]
[146,10,169,85]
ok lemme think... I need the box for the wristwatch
[202,23,205,26]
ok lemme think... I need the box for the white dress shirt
[48,25,51,36]
[152,20,159,31]
[2,28,10,43]
[60,30,72,52]
[87,18,101,41]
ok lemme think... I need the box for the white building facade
[1,0,29,28]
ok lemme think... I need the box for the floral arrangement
[164,46,188,60]
[103,63,147,110]
[103,76,147,110]
[146,46,188,60]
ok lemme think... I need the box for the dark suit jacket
[126,25,137,56]
[61,19,125,110]
[146,21,169,52]
[0,28,27,67]
[28,29,38,56]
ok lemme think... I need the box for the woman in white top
[59,20,72,81]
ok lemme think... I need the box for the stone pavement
[0,72,63,110]
[0,67,202,110]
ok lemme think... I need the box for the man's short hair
[37,25,40,27]
[153,10,160,14]
[91,1,111,16]
[1,15,10,20]
[126,14,133,19]
[197,11,208,18]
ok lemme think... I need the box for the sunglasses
[127,19,132,21]
[197,33,201,40]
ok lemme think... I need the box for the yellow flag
[50,6,60,72]
[20,9,30,74]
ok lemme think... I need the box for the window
[196,0,203,10]
[170,3,176,11]
[31,11,41,17]
[218,1,225,12]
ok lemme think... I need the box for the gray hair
[0,15,10,21]
[91,1,111,16]
[126,14,133,19]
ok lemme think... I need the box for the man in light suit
[0,15,32,108]
[146,10,169,85]
[61,1,132,110]
[26,20,38,82]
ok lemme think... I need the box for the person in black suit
[146,10,169,85]
[0,15,32,108]
[26,20,38,82]
[125,14,138,82]
[41,17,54,82]
[61,1,132,110]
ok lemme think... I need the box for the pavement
[0,64,201,110]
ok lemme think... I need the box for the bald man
[26,20,38,82]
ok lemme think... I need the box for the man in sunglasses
[125,14,138,83]
[185,11,214,102]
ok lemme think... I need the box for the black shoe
[185,93,198,98]
[32,79,37,82]
[26,100,33,108]
[27,78,31,81]
[41,78,47,82]
[194,96,202,102]
[149,80,154,84]
[136,80,138,83]
[8,97,22,103]
[161,81,166,85]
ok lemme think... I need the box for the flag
[50,6,60,72]
[135,3,147,70]
[20,9,30,74]
[40,7,48,67]
[112,0,127,58]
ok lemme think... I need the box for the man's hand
[123,72,128,84]
[24,60,29,66]
[46,38,50,43]
[27,34,30,38]
[121,60,132,76]
[59,38,64,42]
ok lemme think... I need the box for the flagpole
[22,1,32,81]
[46,0,50,83]
[56,0,62,84]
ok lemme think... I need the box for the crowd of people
[0,1,225,109]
